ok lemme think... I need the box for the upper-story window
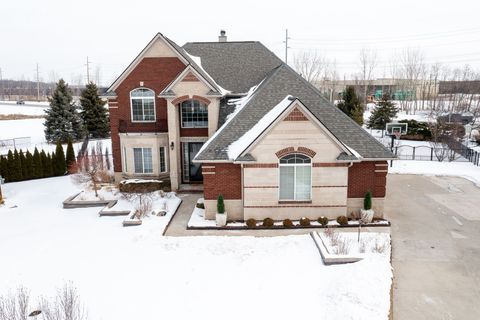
[181,99,208,128]
[130,88,155,122]
[279,153,312,201]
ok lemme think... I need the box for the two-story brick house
[102,31,394,221]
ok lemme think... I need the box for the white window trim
[159,146,168,173]
[180,99,208,129]
[133,147,153,174]
[130,88,156,123]
[278,156,313,201]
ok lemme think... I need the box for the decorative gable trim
[159,65,219,96]
[275,147,295,158]
[297,147,317,157]
[284,107,308,121]
[182,72,199,82]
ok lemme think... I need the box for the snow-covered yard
[0,101,48,116]
[0,176,392,320]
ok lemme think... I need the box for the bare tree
[358,48,377,103]
[121,187,155,219]
[293,50,330,84]
[40,283,87,320]
[70,143,111,197]
[0,287,29,320]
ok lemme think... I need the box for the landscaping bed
[187,199,390,230]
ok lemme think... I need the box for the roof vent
[219,30,227,42]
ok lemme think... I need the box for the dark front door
[182,142,203,183]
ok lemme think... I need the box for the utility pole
[283,29,290,64]
[86,56,91,84]
[36,63,40,101]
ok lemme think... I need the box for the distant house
[102,31,394,221]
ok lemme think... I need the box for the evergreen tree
[19,150,27,180]
[12,149,22,181]
[66,138,76,171]
[45,153,54,177]
[54,141,66,176]
[25,150,34,179]
[0,156,5,180]
[337,86,364,125]
[44,79,85,143]
[367,94,398,131]
[105,148,111,171]
[40,150,48,177]
[32,147,43,178]
[80,82,110,138]
[6,150,14,182]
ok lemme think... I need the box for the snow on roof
[183,51,230,96]
[194,82,264,159]
[227,95,294,160]
[344,144,362,159]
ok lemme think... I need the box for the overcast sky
[1,0,480,86]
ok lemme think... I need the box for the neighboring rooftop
[183,41,284,94]
[195,64,394,162]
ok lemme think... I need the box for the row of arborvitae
[0,140,74,183]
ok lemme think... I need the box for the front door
[182,142,203,183]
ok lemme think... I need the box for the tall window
[133,148,153,174]
[181,99,208,128]
[279,154,312,201]
[159,147,167,173]
[131,88,155,122]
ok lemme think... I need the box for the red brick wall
[347,161,388,198]
[203,163,242,200]
[110,57,185,172]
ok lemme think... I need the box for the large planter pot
[360,209,374,223]
[216,212,227,227]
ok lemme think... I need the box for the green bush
[299,217,311,226]
[364,191,372,210]
[336,216,349,226]
[217,194,225,214]
[283,219,294,228]
[246,218,256,229]
[196,202,205,209]
[262,217,274,227]
[317,216,329,226]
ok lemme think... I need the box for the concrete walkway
[386,174,480,320]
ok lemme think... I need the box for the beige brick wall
[204,199,243,221]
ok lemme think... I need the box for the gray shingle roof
[195,64,394,161]
[182,42,284,94]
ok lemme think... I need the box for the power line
[283,29,290,64]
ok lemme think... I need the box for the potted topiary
[216,194,227,226]
[360,191,374,223]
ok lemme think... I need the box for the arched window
[279,153,312,201]
[130,88,155,122]
[181,99,208,128]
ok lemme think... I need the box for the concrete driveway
[386,174,480,320]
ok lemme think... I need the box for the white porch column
[167,99,181,191]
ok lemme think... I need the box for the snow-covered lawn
[390,160,480,187]
[0,177,392,320]
[0,101,48,116]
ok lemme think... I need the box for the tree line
[0,141,75,183]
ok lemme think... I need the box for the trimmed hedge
[283,219,294,228]
[317,216,329,226]
[336,215,349,226]
[246,218,257,229]
[263,217,274,227]
[299,217,311,226]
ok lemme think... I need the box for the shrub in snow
[324,227,340,246]
[299,217,310,226]
[0,282,87,320]
[364,191,372,210]
[262,217,274,227]
[71,152,112,197]
[246,218,256,229]
[317,216,329,226]
[359,240,367,253]
[217,194,225,214]
[334,236,351,255]
[372,239,387,254]
[336,216,349,226]
[283,218,294,228]
[196,202,205,209]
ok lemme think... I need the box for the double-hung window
[133,148,153,174]
[131,88,155,122]
[279,154,312,201]
[181,99,208,128]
